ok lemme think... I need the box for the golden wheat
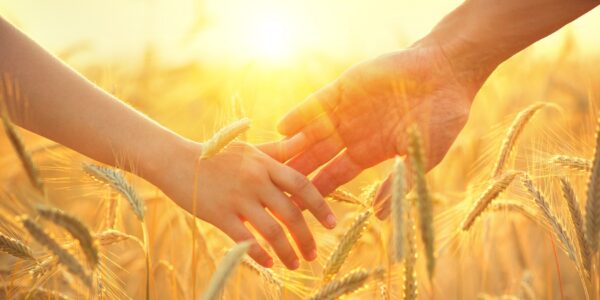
[586,118,600,251]
[95,229,144,248]
[21,217,92,288]
[82,163,145,221]
[322,210,372,283]
[461,171,522,230]
[310,267,383,300]
[36,206,98,268]
[550,155,592,172]
[0,112,44,194]
[0,232,35,260]
[492,102,547,177]
[403,203,418,300]
[327,189,366,207]
[521,175,576,261]
[200,118,251,159]
[202,240,252,300]
[559,177,592,276]
[241,255,284,289]
[392,158,406,263]
[407,125,435,278]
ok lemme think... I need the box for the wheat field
[1,14,600,299]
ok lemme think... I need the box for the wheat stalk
[310,267,383,300]
[551,155,592,172]
[322,210,371,283]
[105,192,119,229]
[560,177,592,276]
[461,171,522,230]
[241,255,284,289]
[1,112,44,194]
[403,201,418,300]
[492,102,547,177]
[407,125,435,278]
[202,240,252,300]
[392,158,406,263]
[21,217,92,288]
[0,232,35,260]
[327,189,366,207]
[37,206,98,268]
[82,163,144,221]
[521,175,577,261]
[586,119,600,251]
[200,118,251,159]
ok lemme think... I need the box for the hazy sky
[1,0,599,64]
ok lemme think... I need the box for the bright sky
[0,0,599,64]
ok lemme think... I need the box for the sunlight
[240,14,298,61]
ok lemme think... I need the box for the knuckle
[263,222,284,241]
[291,174,311,192]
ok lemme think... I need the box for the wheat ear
[322,210,372,283]
[407,125,435,278]
[461,171,522,230]
[586,119,600,251]
[21,217,92,288]
[551,155,592,172]
[327,189,366,207]
[489,200,538,224]
[202,240,252,300]
[0,233,35,260]
[241,256,284,288]
[95,229,144,248]
[200,118,251,159]
[560,177,592,276]
[82,163,144,221]
[521,175,577,261]
[392,158,406,263]
[37,206,98,268]
[310,267,383,300]
[1,113,44,194]
[492,102,547,177]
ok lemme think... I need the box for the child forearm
[0,16,186,185]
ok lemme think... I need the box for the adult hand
[277,42,485,219]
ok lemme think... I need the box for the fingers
[312,151,363,197]
[287,134,345,175]
[277,81,340,136]
[268,161,337,229]
[243,206,300,270]
[219,218,273,268]
[299,113,338,145]
[257,132,309,163]
[259,186,317,261]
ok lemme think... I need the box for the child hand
[153,136,336,270]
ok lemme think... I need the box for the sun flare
[240,14,298,61]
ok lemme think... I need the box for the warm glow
[239,14,297,61]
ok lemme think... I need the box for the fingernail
[326,214,337,229]
[291,259,300,270]
[307,249,317,261]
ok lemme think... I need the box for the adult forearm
[417,0,598,93]
[0,17,186,184]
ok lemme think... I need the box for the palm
[278,46,473,214]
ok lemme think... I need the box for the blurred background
[1,1,600,299]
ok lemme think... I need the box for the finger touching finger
[257,132,309,163]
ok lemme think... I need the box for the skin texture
[0,16,335,269]
[278,0,599,219]
[278,46,473,218]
